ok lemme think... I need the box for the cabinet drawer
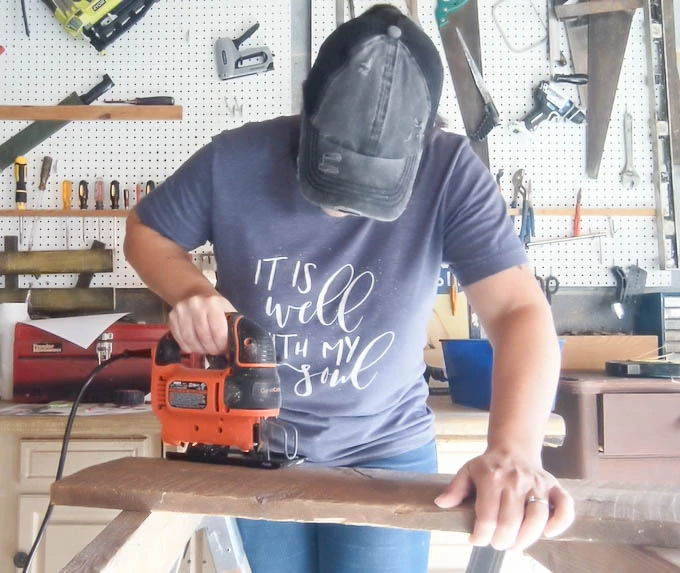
[19,438,151,488]
[17,494,119,573]
[601,393,680,456]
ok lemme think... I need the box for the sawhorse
[172,516,250,573]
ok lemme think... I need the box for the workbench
[0,397,564,573]
[542,371,680,485]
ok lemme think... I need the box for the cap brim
[298,118,421,222]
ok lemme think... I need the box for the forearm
[486,302,560,463]
[123,210,222,307]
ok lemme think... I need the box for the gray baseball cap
[298,5,444,222]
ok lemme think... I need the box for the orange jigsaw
[151,313,302,468]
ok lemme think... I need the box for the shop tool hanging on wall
[435,0,492,168]
[553,0,643,178]
[0,75,114,172]
[40,0,160,52]
[215,22,274,81]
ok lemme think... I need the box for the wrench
[620,110,640,188]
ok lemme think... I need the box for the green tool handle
[436,0,469,27]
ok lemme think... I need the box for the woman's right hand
[167,293,237,355]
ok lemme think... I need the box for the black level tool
[0,75,114,172]
[605,360,680,378]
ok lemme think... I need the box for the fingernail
[434,496,446,507]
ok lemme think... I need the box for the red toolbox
[13,321,168,403]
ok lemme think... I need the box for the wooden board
[560,335,659,370]
[0,106,183,121]
[0,248,113,275]
[50,457,680,548]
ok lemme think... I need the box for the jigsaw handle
[153,313,276,367]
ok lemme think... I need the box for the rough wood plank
[61,510,202,573]
[50,457,680,548]
[528,540,680,572]
[0,248,112,275]
[0,288,113,313]
[0,105,183,121]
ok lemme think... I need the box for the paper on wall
[20,313,130,350]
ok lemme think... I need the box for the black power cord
[20,0,30,36]
[20,348,152,573]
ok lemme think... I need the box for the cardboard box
[560,335,659,371]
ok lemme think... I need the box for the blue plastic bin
[441,340,495,410]
[441,339,562,411]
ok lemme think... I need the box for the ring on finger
[526,495,550,507]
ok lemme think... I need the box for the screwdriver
[135,183,142,204]
[78,180,89,209]
[110,180,120,209]
[573,188,582,237]
[103,96,175,105]
[95,179,104,210]
[78,180,89,244]
[145,180,155,196]
[38,156,53,191]
[62,180,72,249]
[14,156,27,209]
[62,180,72,210]
[123,188,130,209]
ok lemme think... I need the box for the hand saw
[434,0,492,168]
[0,75,114,172]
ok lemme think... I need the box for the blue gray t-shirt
[136,115,527,466]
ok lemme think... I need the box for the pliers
[512,169,535,247]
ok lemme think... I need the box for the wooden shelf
[0,207,658,218]
[0,209,130,217]
[0,105,182,121]
[508,207,657,217]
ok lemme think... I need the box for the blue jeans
[237,439,438,573]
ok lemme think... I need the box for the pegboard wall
[0,0,292,289]
[317,0,670,288]
[0,0,672,293]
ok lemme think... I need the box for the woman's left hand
[433,447,575,551]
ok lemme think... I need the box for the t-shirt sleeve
[442,140,528,287]
[134,141,216,252]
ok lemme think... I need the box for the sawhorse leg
[466,546,505,573]
[170,516,251,573]
[62,511,251,573]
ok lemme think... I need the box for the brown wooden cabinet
[542,372,680,484]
